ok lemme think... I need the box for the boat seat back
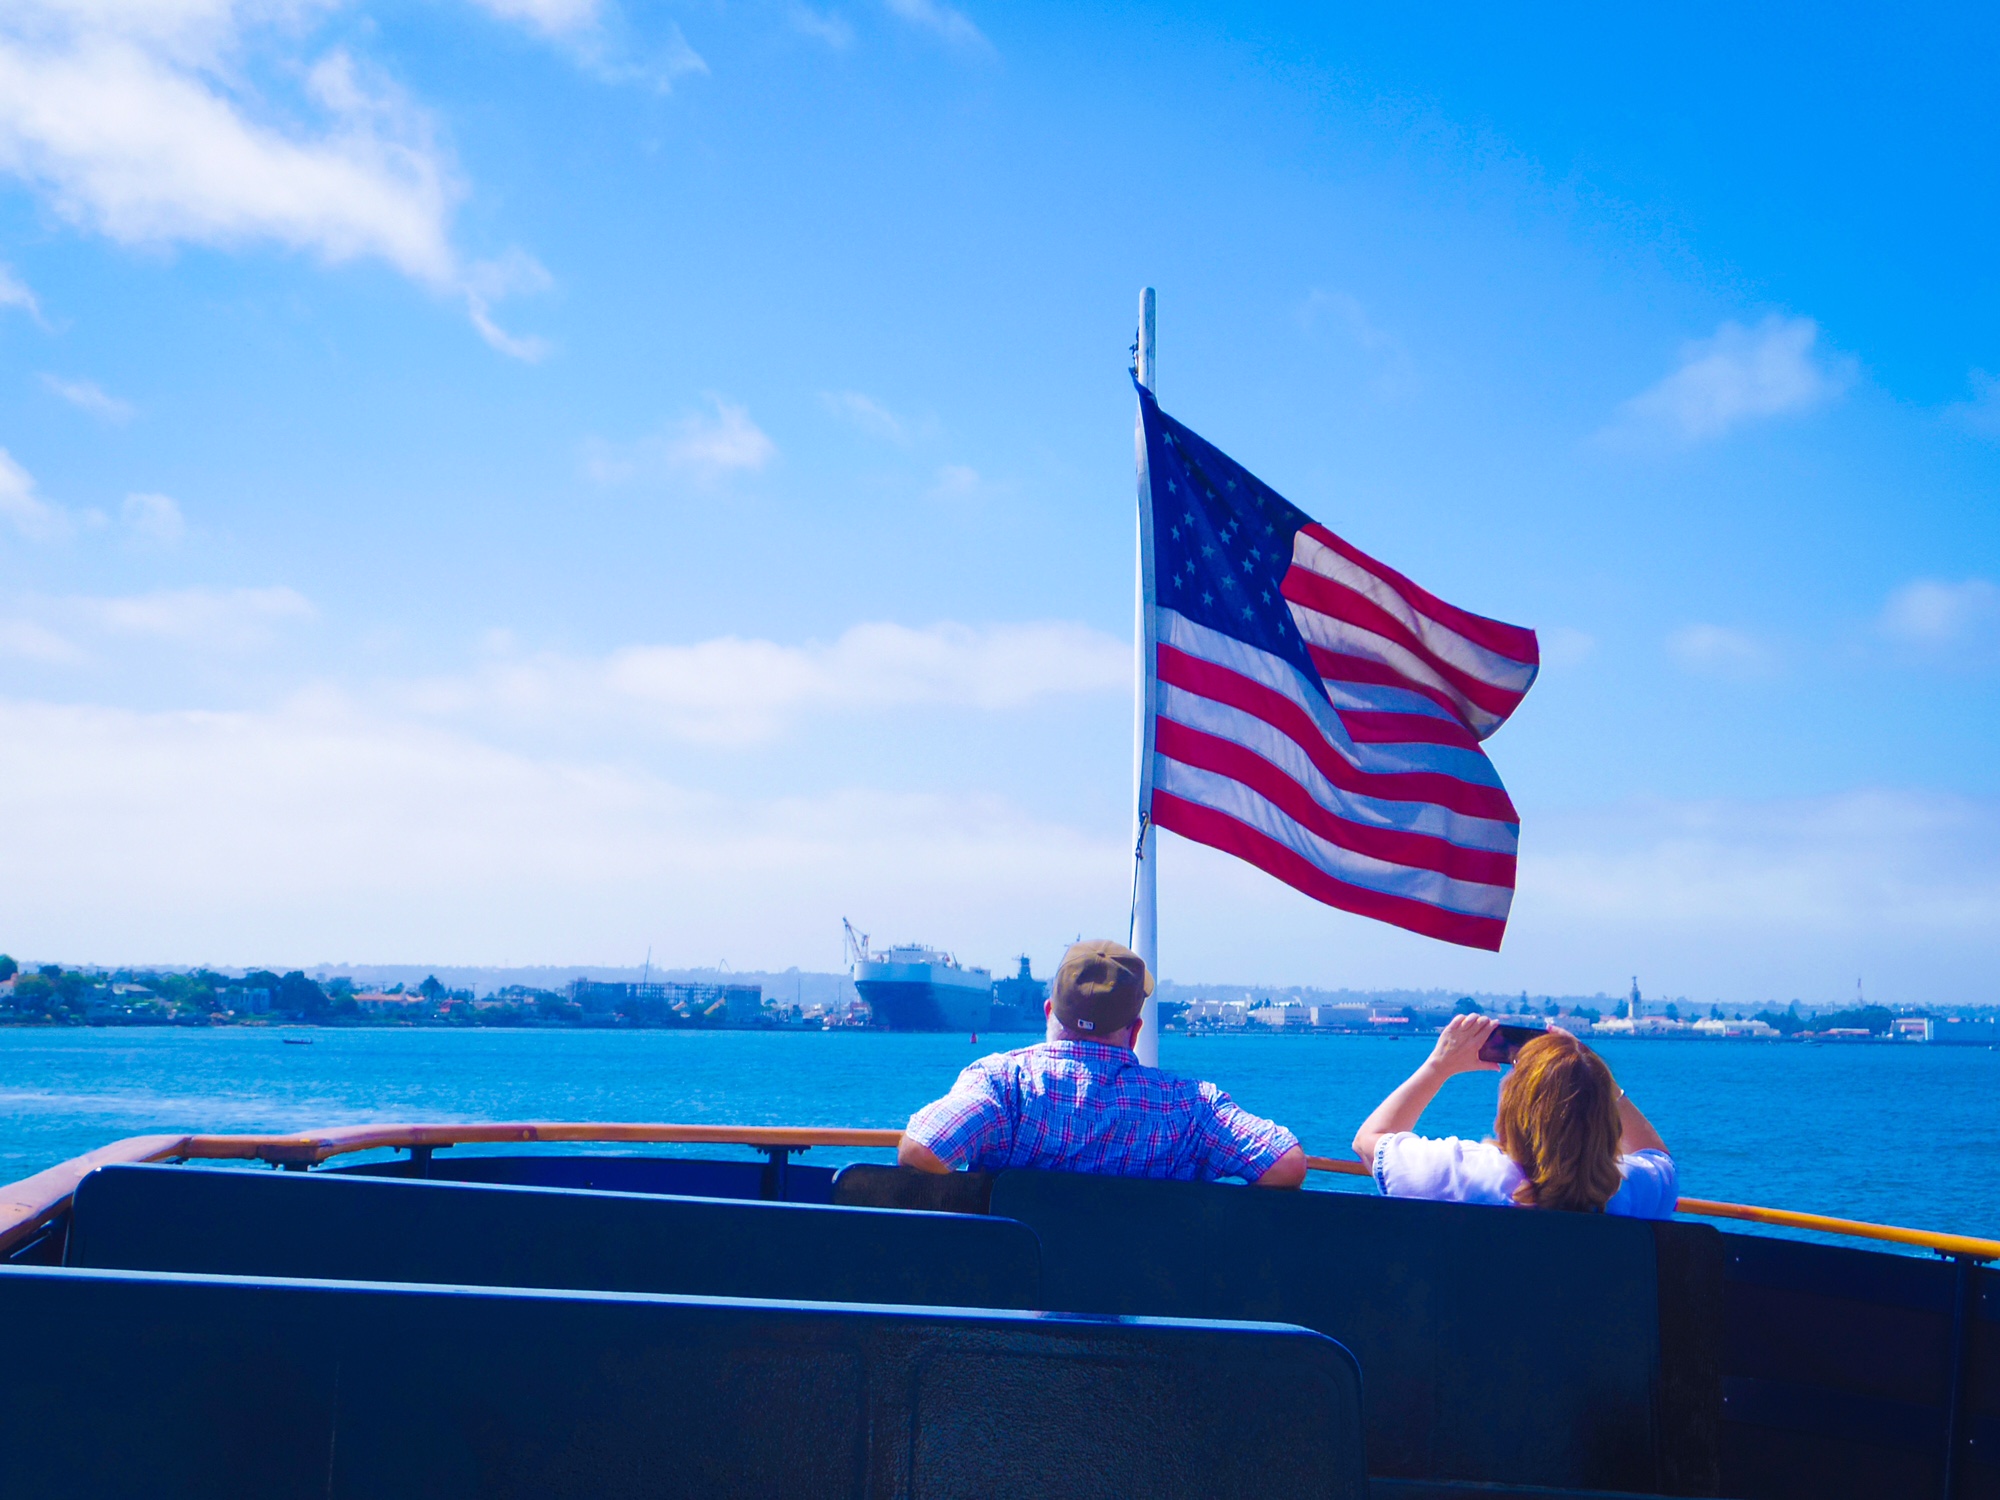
[68,1162,1042,1309]
[832,1161,997,1214]
[0,1266,1365,1499]
[988,1170,1724,1497]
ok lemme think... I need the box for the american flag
[1138,383,1538,951]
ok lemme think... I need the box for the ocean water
[3,1026,1996,1251]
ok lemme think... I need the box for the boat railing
[4,1121,1997,1263]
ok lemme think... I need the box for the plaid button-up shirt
[903,1040,1299,1182]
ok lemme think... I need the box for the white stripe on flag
[1155,681,1518,852]
[1286,602,1505,737]
[1153,758,1516,918]
[1155,607,1357,756]
[1291,529,1537,691]
[1157,672,1508,801]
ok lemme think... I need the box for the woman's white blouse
[1373,1133,1678,1219]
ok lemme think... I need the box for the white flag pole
[1131,287,1161,1066]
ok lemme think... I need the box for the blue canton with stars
[1139,378,1321,689]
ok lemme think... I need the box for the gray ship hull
[856,980,991,1033]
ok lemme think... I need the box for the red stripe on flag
[1156,644,1521,824]
[1283,566,1527,721]
[1151,790,1509,951]
[1337,710,1483,752]
[1298,521,1540,665]
[1154,716,1517,886]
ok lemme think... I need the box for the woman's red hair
[1494,1031,1623,1213]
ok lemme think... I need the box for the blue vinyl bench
[0,1265,1367,1499]
[68,1162,1041,1309]
[835,1167,1723,1498]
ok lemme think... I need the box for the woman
[1352,1013,1677,1217]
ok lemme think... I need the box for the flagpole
[1131,287,1160,1066]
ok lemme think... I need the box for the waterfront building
[1311,1003,1371,1029]
[1185,998,1250,1028]
[355,992,439,1019]
[1692,1017,1780,1039]
[1892,1018,1934,1042]
[1250,1002,1311,1029]
[1594,1014,1691,1037]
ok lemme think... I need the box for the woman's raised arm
[1352,1013,1503,1165]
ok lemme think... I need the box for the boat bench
[1713,1232,2000,1500]
[0,1265,1367,1499]
[67,1162,1042,1309]
[836,1165,1725,1497]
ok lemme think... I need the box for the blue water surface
[2,1027,1995,1250]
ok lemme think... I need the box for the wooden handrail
[2,1123,1994,1262]
[1674,1196,2000,1261]
[0,1133,193,1255]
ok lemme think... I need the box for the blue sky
[1,1,1996,1003]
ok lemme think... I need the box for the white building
[1249,1002,1311,1029]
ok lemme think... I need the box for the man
[899,939,1307,1187]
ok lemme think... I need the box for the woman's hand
[1426,1013,1503,1077]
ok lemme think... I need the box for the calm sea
[3,1027,1995,1250]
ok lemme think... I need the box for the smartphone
[1478,1022,1545,1065]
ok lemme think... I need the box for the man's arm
[900,1063,1010,1173]
[1252,1143,1307,1188]
[1196,1085,1305,1188]
[1352,1014,1500,1164]
[897,1135,954,1174]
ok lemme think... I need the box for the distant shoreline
[1,1016,1991,1046]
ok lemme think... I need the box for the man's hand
[897,1136,953,1174]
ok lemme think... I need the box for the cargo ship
[843,920,992,1031]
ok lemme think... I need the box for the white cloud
[0,262,43,322]
[881,0,989,50]
[0,4,556,356]
[1946,370,2000,439]
[41,373,134,421]
[77,585,314,649]
[463,0,705,89]
[0,20,457,283]
[408,618,1130,745]
[0,619,83,664]
[1606,315,1853,445]
[791,7,854,47]
[0,693,1124,968]
[463,249,553,361]
[1879,578,2000,647]
[584,397,776,485]
[822,390,910,444]
[928,463,979,500]
[0,446,71,541]
[1538,626,1595,669]
[121,491,185,546]
[1523,791,2000,947]
[1665,623,1777,679]
[464,0,603,39]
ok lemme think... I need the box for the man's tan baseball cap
[1051,939,1153,1035]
